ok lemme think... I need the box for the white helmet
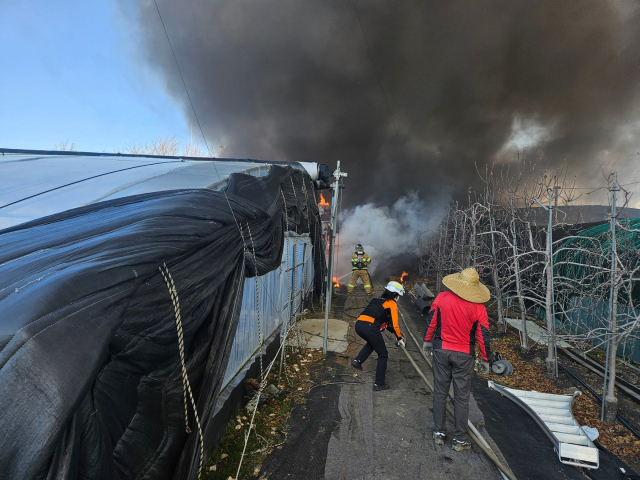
[386,281,405,296]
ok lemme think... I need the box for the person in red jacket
[423,268,492,452]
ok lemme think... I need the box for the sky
[1,0,639,209]
[0,1,188,152]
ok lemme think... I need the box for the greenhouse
[0,149,329,479]
[554,219,640,363]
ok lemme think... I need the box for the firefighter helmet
[385,281,405,296]
[355,243,364,251]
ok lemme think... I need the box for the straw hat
[442,268,490,304]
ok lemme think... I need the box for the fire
[333,276,340,287]
[400,271,408,282]
[319,192,329,206]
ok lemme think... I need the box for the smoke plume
[123,0,640,207]
[335,192,447,281]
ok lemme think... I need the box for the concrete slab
[291,318,350,353]
[505,318,571,347]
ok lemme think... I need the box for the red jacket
[423,291,491,362]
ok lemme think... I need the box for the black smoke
[123,0,640,206]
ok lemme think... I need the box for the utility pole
[488,200,504,329]
[450,202,458,271]
[323,161,347,357]
[471,204,477,267]
[510,197,527,348]
[554,183,561,223]
[602,178,620,422]
[534,188,557,376]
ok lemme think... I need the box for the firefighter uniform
[348,250,372,294]
[354,296,402,386]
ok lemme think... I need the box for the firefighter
[351,281,406,390]
[422,268,492,452]
[348,243,372,296]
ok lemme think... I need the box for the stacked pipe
[412,283,435,316]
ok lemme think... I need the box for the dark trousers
[432,349,474,440]
[355,320,388,385]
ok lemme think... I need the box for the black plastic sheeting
[0,166,326,480]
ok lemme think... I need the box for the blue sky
[0,1,188,152]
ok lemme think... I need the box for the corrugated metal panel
[222,234,314,388]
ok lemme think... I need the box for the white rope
[281,189,292,334]
[234,319,297,479]
[245,220,266,387]
[159,263,204,479]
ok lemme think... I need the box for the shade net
[0,166,326,480]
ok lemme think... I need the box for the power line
[153,0,212,157]
[151,0,316,421]
[351,0,408,165]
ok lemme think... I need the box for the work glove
[422,342,433,356]
[395,337,406,348]
[480,361,490,375]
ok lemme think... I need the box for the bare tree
[53,140,77,151]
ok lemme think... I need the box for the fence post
[602,179,620,422]
[510,197,528,349]
[488,202,504,328]
[545,187,558,377]
[323,161,347,357]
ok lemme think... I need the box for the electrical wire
[152,4,322,476]
[152,0,211,157]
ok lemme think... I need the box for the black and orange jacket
[357,297,402,339]
[423,291,491,362]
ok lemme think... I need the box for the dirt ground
[207,280,640,479]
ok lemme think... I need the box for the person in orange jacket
[351,281,405,390]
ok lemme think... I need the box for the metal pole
[323,161,347,356]
[450,208,458,271]
[471,204,477,267]
[546,186,558,377]
[488,202,504,328]
[602,180,619,421]
[510,197,527,346]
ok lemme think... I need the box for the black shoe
[351,359,363,371]
[373,383,390,391]
[452,437,471,451]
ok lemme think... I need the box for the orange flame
[400,271,409,282]
[319,192,329,206]
[333,276,340,287]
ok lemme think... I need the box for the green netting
[554,218,640,293]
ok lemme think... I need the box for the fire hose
[394,305,516,480]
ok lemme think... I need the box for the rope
[281,189,292,330]
[234,316,297,479]
[301,176,311,233]
[159,263,204,479]
[245,220,266,386]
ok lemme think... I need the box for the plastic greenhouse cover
[0,154,280,230]
[0,166,326,480]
